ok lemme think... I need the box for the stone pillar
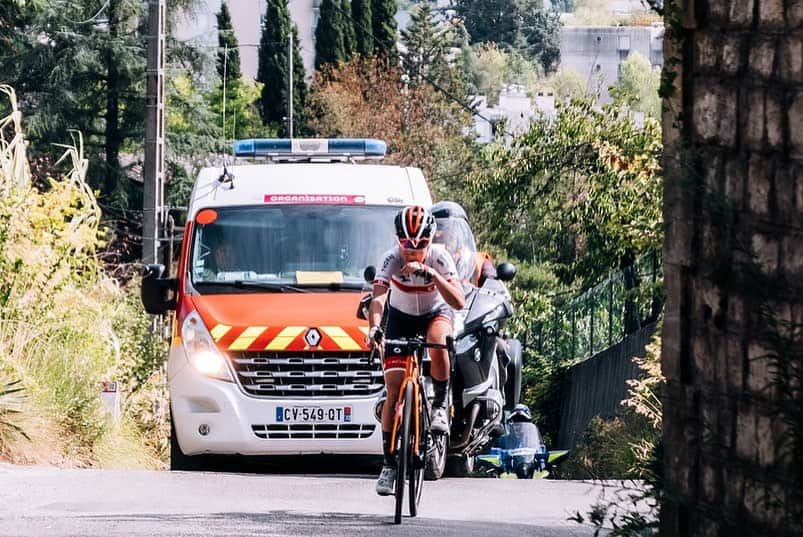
[662,1,803,535]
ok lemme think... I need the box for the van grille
[229,352,384,397]
[251,423,376,439]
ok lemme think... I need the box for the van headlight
[182,311,233,382]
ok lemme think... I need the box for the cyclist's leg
[427,307,454,432]
[377,307,424,495]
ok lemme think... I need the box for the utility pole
[288,31,293,138]
[143,0,166,265]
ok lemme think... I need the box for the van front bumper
[168,347,383,456]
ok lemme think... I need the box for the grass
[0,86,169,468]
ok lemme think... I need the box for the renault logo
[305,328,322,347]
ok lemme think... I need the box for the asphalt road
[0,463,615,536]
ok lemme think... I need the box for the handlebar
[381,336,454,353]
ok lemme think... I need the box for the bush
[0,86,168,467]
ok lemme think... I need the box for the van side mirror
[363,265,376,283]
[141,264,178,315]
[497,263,517,282]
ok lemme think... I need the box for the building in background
[559,25,664,102]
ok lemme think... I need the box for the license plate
[275,406,352,423]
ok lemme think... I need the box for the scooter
[435,270,521,477]
[356,263,523,479]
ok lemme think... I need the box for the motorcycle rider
[367,205,466,495]
[430,201,497,288]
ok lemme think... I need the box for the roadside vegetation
[0,87,167,467]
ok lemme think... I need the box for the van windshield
[190,205,399,290]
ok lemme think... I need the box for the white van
[142,138,433,469]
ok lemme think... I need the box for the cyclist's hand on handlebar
[401,261,433,279]
[366,326,384,349]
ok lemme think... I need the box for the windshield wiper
[293,282,365,291]
[195,280,308,293]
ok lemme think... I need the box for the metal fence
[532,250,662,364]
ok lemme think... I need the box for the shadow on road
[190,454,383,477]
[68,510,592,537]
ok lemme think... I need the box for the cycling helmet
[509,403,532,422]
[431,201,468,221]
[395,205,437,247]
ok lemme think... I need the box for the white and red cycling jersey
[373,244,459,316]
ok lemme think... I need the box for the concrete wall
[559,25,663,102]
[556,323,655,450]
[662,1,803,535]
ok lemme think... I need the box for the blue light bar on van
[232,138,387,159]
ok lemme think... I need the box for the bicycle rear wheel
[408,383,425,517]
[394,381,414,524]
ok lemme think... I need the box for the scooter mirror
[363,265,376,283]
[497,263,517,282]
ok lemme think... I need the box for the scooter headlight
[181,311,233,382]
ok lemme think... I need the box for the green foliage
[468,100,662,288]
[371,0,398,60]
[520,8,562,75]
[341,0,357,56]
[455,0,523,45]
[455,0,560,75]
[461,43,541,105]
[609,52,661,119]
[315,0,349,68]
[400,4,462,91]
[216,2,242,84]
[550,67,592,102]
[351,0,374,56]
[257,0,308,135]
[1,0,146,200]
[0,379,28,454]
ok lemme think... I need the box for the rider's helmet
[509,403,533,422]
[431,200,469,221]
[394,205,437,248]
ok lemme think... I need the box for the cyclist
[430,201,497,288]
[367,205,466,495]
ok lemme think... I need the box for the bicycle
[382,335,453,524]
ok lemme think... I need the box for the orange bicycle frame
[389,352,421,457]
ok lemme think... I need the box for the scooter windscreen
[433,217,478,283]
[500,422,545,451]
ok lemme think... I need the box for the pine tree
[371,0,397,60]
[216,2,242,86]
[1,0,147,200]
[257,0,307,135]
[315,0,346,68]
[351,0,373,56]
[341,0,357,57]
[400,4,452,88]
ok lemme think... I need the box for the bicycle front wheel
[408,383,425,517]
[394,381,414,524]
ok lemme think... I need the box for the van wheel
[446,453,475,478]
[170,411,203,471]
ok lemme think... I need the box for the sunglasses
[398,238,430,250]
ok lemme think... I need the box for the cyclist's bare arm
[367,283,389,349]
[400,262,465,310]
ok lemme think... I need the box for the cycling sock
[432,378,449,408]
[382,431,395,466]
